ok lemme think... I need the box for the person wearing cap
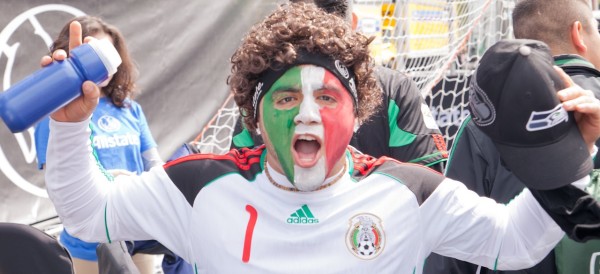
[514,0,600,168]
[41,3,600,273]
[425,1,600,273]
[514,0,600,256]
[230,0,448,173]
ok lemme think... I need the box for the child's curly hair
[229,2,381,132]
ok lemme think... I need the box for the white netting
[413,0,514,149]
[367,0,514,149]
[193,0,515,154]
[189,94,239,155]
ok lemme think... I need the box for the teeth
[298,135,316,141]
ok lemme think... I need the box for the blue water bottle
[0,39,122,133]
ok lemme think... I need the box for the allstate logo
[0,5,85,198]
[97,115,121,132]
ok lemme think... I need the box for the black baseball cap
[469,39,593,190]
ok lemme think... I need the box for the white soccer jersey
[46,118,569,274]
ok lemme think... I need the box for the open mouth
[292,134,322,168]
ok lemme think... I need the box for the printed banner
[0,0,278,225]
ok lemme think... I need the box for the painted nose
[294,97,322,125]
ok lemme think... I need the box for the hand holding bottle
[0,21,120,132]
[48,21,103,123]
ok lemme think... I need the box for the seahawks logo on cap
[526,104,568,131]
[469,72,496,126]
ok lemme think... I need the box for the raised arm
[44,21,193,262]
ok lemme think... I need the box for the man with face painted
[42,3,600,273]
[231,0,448,173]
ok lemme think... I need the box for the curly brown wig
[229,2,381,132]
[51,16,137,108]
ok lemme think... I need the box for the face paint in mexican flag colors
[261,65,355,191]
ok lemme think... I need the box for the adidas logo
[287,204,319,224]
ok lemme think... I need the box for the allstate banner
[0,0,278,225]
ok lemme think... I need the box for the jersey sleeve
[430,116,559,273]
[45,118,194,262]
[421,178,565,270]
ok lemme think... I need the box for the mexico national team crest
[346,213,385,260]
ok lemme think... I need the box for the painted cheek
[262,95,298,181]
[321,74,355,174]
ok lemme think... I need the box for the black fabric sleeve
[530,170,600,243]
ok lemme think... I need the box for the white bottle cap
[87,38,122,76]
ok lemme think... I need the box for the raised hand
[555,66,600,152]
[47,21,101,123]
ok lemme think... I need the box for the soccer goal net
[192,0,515,155]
